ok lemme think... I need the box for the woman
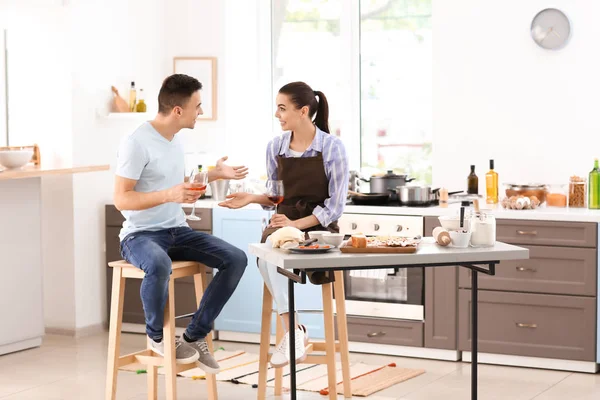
[219,81,349,367]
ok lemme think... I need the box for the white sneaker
[270,325,309,368]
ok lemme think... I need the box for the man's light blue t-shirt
[116,122,188,241]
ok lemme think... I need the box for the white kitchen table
[249,238,529,400]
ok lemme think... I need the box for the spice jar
[568,176,587,208]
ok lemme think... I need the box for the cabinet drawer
[337,316,423,347]
[496,219,597,248]
[458,290,596,361]
[459,245,597,296]
[106,205,212,231]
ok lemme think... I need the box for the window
[271,0,432,183]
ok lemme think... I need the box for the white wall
[69,0,168,329]
[432,0,600,193]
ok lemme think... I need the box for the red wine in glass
[266,180,284,213]
[267,195,284,204]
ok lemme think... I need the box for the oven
[336,213,425,321]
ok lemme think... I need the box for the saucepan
[396,186,463,206]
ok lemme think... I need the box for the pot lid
[371,170,408,179]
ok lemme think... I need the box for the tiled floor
[0,333,598,399]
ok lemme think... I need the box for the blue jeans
[120,227,247,341]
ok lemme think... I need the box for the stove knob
[396,225,403,232]
[374,224,380,231]
[351,223,358,230]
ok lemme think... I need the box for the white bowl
[0,149,33,169]
[322,232,345,247]
[438,215,470,232]
[449,230,471,248]
[307,230,331,243]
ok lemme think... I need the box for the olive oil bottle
[135,88,147,112]
[588,158,600,209]
[128,81,137,112]
[485,159,499,204]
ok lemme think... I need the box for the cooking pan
[396,186,463,206]
[348,191,390,206]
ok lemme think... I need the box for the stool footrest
[310,341,340,352]
[118,350,152,367]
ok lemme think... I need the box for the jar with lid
[568,176,587,208]
[546,184,568,208]
[470,212,496,247]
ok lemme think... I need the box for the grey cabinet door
[458,289,596,361]
[459,245,597,296]
[424,216,458,350]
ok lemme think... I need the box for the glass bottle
[588,159,600,209]
[485,159,498,204]
[135,88,146,112]
[467,165,478,195]
[128,81,137,112]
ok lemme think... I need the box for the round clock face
[530,8,571,50]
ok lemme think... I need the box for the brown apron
[260,142,339,285]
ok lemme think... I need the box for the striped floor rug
[119,349,425,397]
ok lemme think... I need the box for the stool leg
[146,337,158,400]
[194,266,217,400]
[105,267,125,400]
[322,282,338,400]
[334,271,352,398]
[258,284,273,400]
[163,278,177,400]
[274,312,284,396]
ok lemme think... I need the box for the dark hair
[279,82,330,133]
[158,74,202,115]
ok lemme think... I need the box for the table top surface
[249,238,529,270]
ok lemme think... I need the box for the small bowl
[307,231,331,243]
[449,230,471,248]
[322,232,345,247]
[0,149,33,169]
[438,215,471,232]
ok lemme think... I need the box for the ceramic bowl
[449,230,471,248]
[0,149,33,169]
[307,231,331,243]
[322,232,345,247]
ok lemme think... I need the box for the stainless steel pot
[363,170,415,201]
[397,185,436,205]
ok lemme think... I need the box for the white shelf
[104,112,151,119]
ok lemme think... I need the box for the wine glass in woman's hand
[266,180,284,214]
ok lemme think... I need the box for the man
[114,74,248,373]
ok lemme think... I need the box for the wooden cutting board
[340,244,417,254]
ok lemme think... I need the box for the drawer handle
[517,230,538,236]
[516,322,537,329]
[374,223,380,231]
[351,223,358,230]
[367,331,386,338]
[516,266,537,273]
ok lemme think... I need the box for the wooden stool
[105,260,218,400]
[257,270,351,400]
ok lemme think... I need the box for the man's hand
[167,183,205,204]
[212,156,249,181]
[269,214,297,229]
[218,192,254,209]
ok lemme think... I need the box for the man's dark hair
[158,74,202,114]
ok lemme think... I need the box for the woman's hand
[269,214,297,228]
[218,192,254,209]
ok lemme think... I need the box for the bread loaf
[351,234,367,248]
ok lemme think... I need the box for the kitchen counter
[344,203,600,223]
[0,163,109,180]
